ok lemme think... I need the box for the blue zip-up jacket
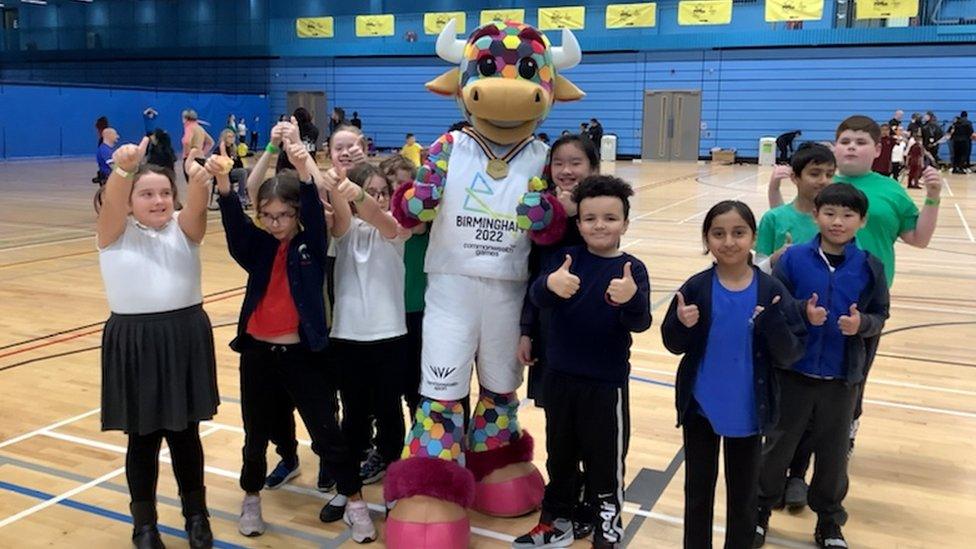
[773,236,889,384]
[661,266,808,433]
[217,181,331,352]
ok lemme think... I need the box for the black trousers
[126,422,205,505]
[336,338,407,464]
[891,162,904,180]
[758,371,854,525]
[239,343,360,495]
[403,311,424,418]
[541,371,629,545]
[682,409,761,549]
[952,139,971,170]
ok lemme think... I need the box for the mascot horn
[383,18,583,549]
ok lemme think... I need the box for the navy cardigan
[218,181,330,352]
[661,266,808,433]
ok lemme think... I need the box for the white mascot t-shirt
[424,130,549,282]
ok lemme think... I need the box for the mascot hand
[392,181,442,228]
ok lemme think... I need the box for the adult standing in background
[588,118,604,158]
[237,116,248,145]
[143,108,159,137]
[96,116,110,145]
[922,112,943,164]
[329,107,346,137]
[181,109,215,181]
[888,109,904,136]
[350,111,362,130]
[776,130,802,163]
[949,111,974,174]
[907,112,922,135]
[250,117,260,150]
[95,128,119,184]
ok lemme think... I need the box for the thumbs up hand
[607,261,638,304]
[675,291,700,328]
[838,303,861,336]
[547,255,581,299]
[806,293,828,326]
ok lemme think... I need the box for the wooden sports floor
[0,158,973,548]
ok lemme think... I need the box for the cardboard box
[711,149,736,164]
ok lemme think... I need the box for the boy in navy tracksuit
[755,183,890,549]
[513,176,651,549]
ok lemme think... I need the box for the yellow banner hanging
[295,17,334,38]
[424,12,466,35]
[765,0,824,22]
[678,0,733,25]
[605,3,657,28]
[538,7,586,30]
[480,9,526,26]
[355,14,395,37]
[856,0,918,19]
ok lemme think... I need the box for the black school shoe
[815,519,848,549]
[132,525,165,549]
[184,514,214,549]
[319,494,347,523]
[753,506,771,548]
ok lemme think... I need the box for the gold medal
[486,158,509,180]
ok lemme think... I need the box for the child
[890,135,906,181]
[329,161,411,488]
[661,201,806,549]
[514,176,651,549]
[97,141,219,548]
[401,133,423,168]
[870,123,895,176]
[381,154,428,418]
[755,143,836,272]
[754,183,889,549]
[518,134,599,540]
[216,128,248,207]
[905,129,928,189]
[212,137,376,543]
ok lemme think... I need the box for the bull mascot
[383,18,584,548]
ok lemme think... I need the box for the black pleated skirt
[101,304,220,435]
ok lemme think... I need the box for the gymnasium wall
[268,43,976,158]
[0,83,269,160]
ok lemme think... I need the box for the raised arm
[96,138,150,249]
[899,166,941,248]
[391,132,452,228]
[246,123,284,202]
[178,153,213,244]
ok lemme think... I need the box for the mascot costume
[383,18,584,548]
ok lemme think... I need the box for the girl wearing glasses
[211,137,377,543]
[326,157,417,499]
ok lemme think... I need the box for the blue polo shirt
[693,274,759,437]
[97,143,115,177]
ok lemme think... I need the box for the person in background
[143,108,159,137]
[776,130,803,164]
[96,116,110,145]
[948,110,974,174]
[237,116,248,145]
[400,133,423,169]
[147,128,177,173]
[181,109,215,181]
[96,128,120,184]
[350,111,362,130]
[250,116,260,150]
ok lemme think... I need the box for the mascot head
[427,19,584,145]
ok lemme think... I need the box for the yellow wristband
[354,186,367,204]
[113,166,135,179]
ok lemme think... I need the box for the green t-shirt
[755,201,819,257]
[404,231,430,313]
[835,171,918,286]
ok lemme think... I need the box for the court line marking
[0,426,220,529]
[0,408,100,449]
[633,192,712,220]
[679,192,745,223]
[955,203,975,243]
[24,428,814,547]
[0,454,333,545]
[942,178,954,197]
[0,481,249,548]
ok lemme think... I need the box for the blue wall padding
[0,83,269,159]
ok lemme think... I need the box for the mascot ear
[553,75,585,102]
[426,69,460,96]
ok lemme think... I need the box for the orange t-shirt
[246,240,300,338]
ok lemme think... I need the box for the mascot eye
[518,57,538,79]
[478,55,497,77]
